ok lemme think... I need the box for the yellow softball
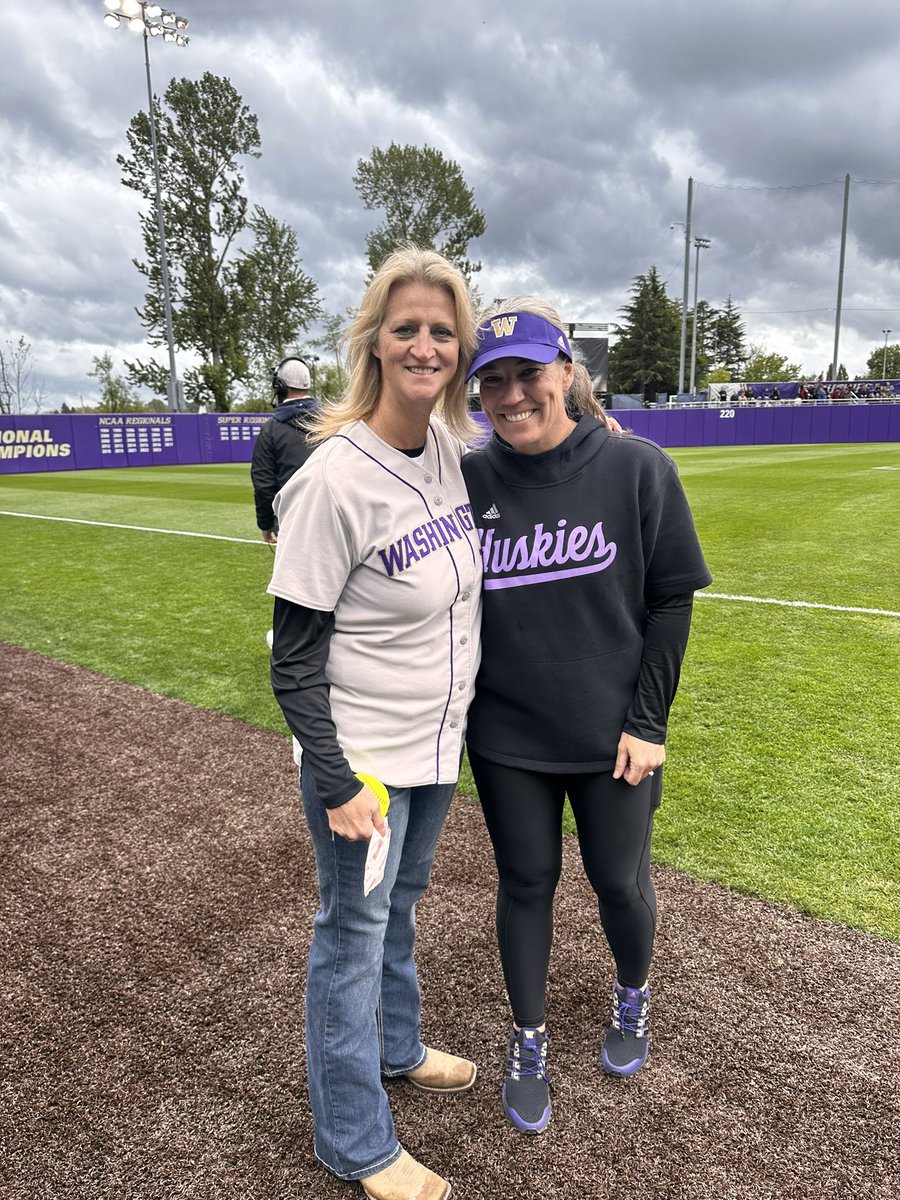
[355,773,391,818]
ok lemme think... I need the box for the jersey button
[461,590,471,600]
[434,496,444,506]
[424,474,433,484]
[460,636,468,645]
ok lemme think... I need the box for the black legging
[468,749,662,1029]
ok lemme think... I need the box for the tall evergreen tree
[713,297,748,378]
[608,267,682,399]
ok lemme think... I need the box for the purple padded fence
[0,413,270,474]
[602,403,900,448]
[1,407,897,475]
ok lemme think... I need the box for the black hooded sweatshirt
[461,416,712,771]
[250,397,318,532]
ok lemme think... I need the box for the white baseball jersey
[268,418,482,788]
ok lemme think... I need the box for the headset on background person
[271,356,312,404]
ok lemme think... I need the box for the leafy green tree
[235,205,321,381]
[0,336,44,414]
[88,353,140,412]
[353,143,486,282]
[118,72,319,412]
[864,343,900,379]
[232,390,273,414]
[608,267,682,399]
[313,362,348,407]
[742,342,802,382]
[313,311,348,388]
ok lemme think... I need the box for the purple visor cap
[465,312,573,381]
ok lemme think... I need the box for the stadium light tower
[688,237,711,397]
[882,329,892,378]
[102,1,190,412]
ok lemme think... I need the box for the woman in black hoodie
[461,298,712,1136]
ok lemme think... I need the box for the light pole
[882,329,892,379]
[102,2,190,412]
[675,176,693,394]
[688,237,710,397]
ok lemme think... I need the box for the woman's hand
[613,733,665,787]
[327,785,388,841]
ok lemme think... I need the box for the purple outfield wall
[0,406,898,475]
[604,402,900,447]
[0,413,269,475]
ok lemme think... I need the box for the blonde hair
[308,245,479,444]
[476,295,610,424]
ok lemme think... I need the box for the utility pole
[689,237,711,396]
[831,174,850,383]
[678,177,693,394]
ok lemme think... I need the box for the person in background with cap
[251,356,319,545]
[460,297,712,1136]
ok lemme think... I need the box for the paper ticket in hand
[364,822,391,897]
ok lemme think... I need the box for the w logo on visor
[490,315,519,338]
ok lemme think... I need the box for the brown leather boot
[404,1047,477,1093]
[361,1149,451,1200]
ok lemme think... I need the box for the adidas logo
[558,335,567,348]
[482,503,500,520]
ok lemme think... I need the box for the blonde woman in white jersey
[268,247,482,1200]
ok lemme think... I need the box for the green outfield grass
[1,443,898,940]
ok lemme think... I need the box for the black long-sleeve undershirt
[269,598,363,809]
[622,592,695,744]
[271,591,695,802]
[268,442,429,808]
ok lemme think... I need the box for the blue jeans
[300,763,455,1181]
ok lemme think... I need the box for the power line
[743,308,900,315]
[696,177,900,191]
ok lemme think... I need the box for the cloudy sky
[3,0,900,408]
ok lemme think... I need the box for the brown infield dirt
[1,641,898,1200]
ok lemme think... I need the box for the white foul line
[2,510,898,617]
[697,592,899,618]
[0,510,263,545]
